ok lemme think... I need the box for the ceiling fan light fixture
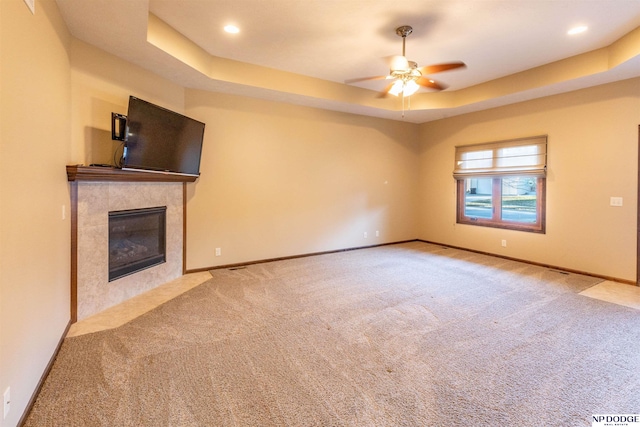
[403,79,420,96]
[390,55,409,72]
[388,79,405,96]
[388,78,420,97]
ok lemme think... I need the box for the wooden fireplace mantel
[66,165,198,183]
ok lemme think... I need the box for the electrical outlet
[376,230,379,237]
[501,240,507,247]
[4,387,10,419]
[610,197,623,207]
[363,232,368,239]
[215,248,221,256]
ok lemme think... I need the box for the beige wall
[0,1,72,426]
[184,89,420,269]
[70,39,185,165]
[417,78,640,282]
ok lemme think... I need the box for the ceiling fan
[346,25,466,98]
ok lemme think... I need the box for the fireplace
[109,206,167,281]
[68,166,191,322]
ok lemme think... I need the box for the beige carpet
[25,242,640,426]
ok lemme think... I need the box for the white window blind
[453,135,547,179]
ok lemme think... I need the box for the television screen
[123,96,205,176]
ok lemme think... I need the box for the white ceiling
[56,0,640,123]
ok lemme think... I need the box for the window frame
[456,176,546,233]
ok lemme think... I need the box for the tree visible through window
[453,136,547,233]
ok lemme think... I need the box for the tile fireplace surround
[67,166,196,322]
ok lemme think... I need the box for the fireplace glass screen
[108,206,166,281]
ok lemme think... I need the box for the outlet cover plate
[610,197,623,207]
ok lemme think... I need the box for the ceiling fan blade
[376,82,395,98]
[416,77,448,91]
[345,75,388,84]
[418,61,466,75]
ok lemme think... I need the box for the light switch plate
[3,387,10,419]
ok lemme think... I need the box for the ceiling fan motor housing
[396,25,413,38]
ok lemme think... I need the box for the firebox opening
[108,206,167,282]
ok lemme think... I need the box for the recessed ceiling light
[224,24,240,34]
[568,25,588,35]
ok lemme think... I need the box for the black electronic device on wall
[111,113,127,141]
[121,96,206,177]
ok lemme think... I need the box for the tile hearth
[67,271,212,337]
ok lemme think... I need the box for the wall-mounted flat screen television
[122,96,205,177]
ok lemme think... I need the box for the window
[454,136,547,233]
